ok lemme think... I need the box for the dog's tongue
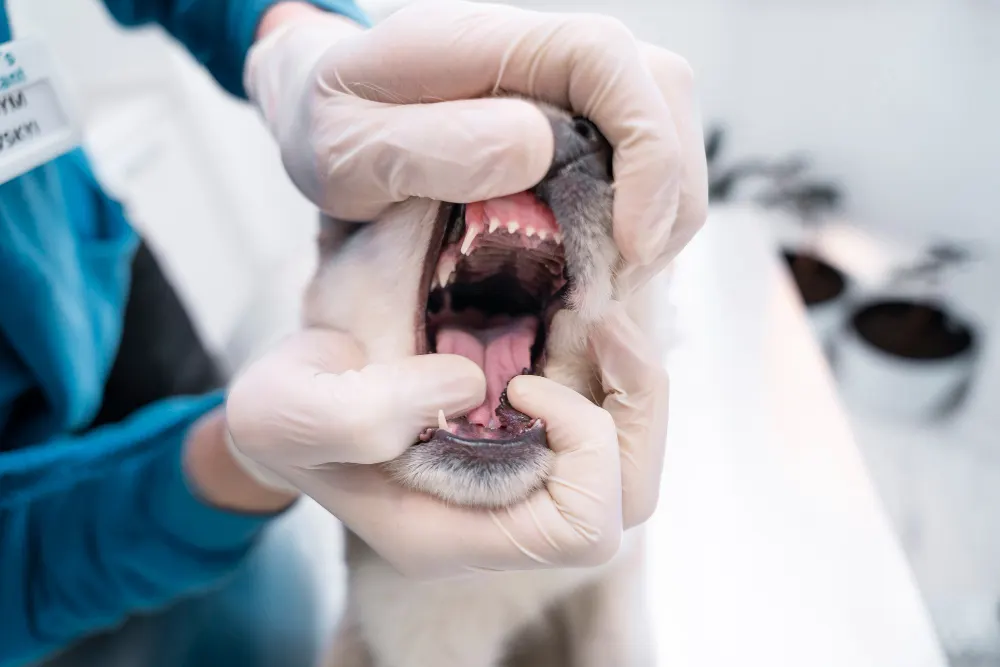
[436,317,538,427]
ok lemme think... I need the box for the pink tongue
[436,317,538,426]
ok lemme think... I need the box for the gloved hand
[224,330,486,491]
[244,0,708,292]
[589,303,670,529]
[225,321,667,579]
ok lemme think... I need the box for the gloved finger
[282,462,486,578]
[322,1,680,263]
[226,329,486,466]
[498,375,625,565]
[311,96,554,220]
[589,306,670,528]
[617,42,708,295]
[640,43,708,261]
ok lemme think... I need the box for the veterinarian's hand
[273,375,627,579]
[225,329,486,491]
[226,329,656,578]
[589,305,671,528]
[245,0,707,287]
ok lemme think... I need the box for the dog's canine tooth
[507,221,520,234]
[553,232,564,244]
[437,256,456,287]
[461,227,479,255]
[488,217,501,233]
[438,410,448,430]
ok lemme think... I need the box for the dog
[303,99,663,667]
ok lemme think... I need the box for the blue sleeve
[0,391,287,667]
[99,0,371,98]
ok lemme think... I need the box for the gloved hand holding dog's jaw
[231,0,689,577]
[246,0,707,294]
[226,305,667,578]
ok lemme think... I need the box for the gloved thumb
[504,374,623,563]
[323,354,488,463]
[226,330,486,467]
[310,96,555,220]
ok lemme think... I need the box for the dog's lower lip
[418,418,544,446]
[417,418,547,455]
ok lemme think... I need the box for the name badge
[0,38,81,184]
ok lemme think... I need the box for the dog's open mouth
[417,192,568,448]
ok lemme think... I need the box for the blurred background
[8,0,999,664]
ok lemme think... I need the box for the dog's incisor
[305,100,660,667]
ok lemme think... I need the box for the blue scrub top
[0,2,367,665]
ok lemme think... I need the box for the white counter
[646,205,946,666]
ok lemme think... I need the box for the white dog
[303,99,660,667]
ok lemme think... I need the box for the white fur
[325,531,648,667]
[304,198,438,361]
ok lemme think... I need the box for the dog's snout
[546,114,613,183]
[571,117,601,146]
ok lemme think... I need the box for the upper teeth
[435,255,456,287]
[460,226,479,255]
[452,214,562,262]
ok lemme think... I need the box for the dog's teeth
[553,232,564,244]
[507,221,519,234]
[488,218,501,233]
[438,409,448,430]
[460,227,479,255]
[538,230,549,241]
[525,227,536,238]
[529,419,545,430]
[436,257,456,287]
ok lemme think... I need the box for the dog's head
[304,100,620,509]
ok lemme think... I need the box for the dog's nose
[546,115,613,183]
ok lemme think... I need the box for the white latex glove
[225,325,666,579]
[244,0,708,289]
[225,330,485,490]
[589,305,670,529]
